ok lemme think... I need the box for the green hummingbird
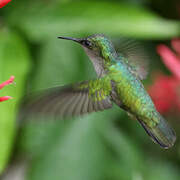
[24,34,176,149]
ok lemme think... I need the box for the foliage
[0,0,180,180]
[0,29,31,172]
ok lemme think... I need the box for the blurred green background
[1,0,180,180]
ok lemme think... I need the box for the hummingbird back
[108,60,176,149]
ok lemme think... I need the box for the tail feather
[138,115,176,149]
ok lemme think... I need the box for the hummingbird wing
[21,78,113,119]
[116,38,149,80]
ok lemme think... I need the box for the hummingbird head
[58,34,117,76]
[58,34,117,61]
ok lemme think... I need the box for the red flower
[0,76,15,102]
[0,0,12,8]
[148,39,180,114]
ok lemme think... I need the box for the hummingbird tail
[138,115,176,149]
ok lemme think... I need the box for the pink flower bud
[149,39,180,114]
[0,76,15,89]
[0,0,12,8]
[157,44,180,80]
[0,96,12,102]
[0,76,15,102]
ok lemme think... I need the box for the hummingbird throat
[83,46,107,77]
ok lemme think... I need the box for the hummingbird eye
[82,40,92,48]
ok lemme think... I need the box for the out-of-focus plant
[0,76,14,102]
[6,1,180,41]
[149,39,180,114]
[1,0,180,179]
[0,30,31,173]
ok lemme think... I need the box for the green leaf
[19,111,144,180]
[25,115,113,180]
[0,29,31,173]
[144,161,180,180]
[98,118,145,180]
[29,39,90,90]
[6,1,180,41]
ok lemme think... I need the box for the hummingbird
[23,34,176,149]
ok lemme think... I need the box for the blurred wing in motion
[21,78,113,119]
[116,38,149,80]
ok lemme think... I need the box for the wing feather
[115,38,149,80]
[20,78,113,120]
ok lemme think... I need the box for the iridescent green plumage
[22,34,176,149]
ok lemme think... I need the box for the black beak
[58,36,82,43]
